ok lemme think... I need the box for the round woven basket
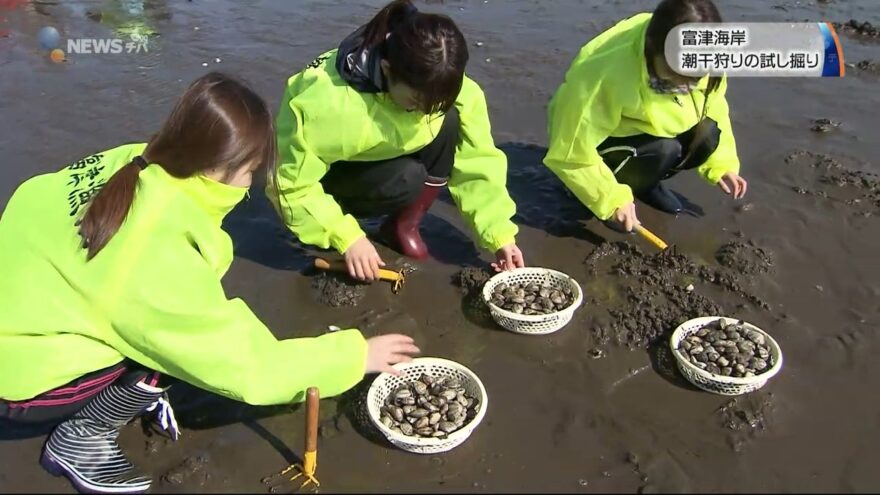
[670,316,783,396]
[481,268,583,335]
[366,358,488,454]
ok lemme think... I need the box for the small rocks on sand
[312,272,367,307]
[834,19,880,39]
[854,60,880,74]
[586,240,771,349]
[811,118,841,133]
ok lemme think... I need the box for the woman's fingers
[347,259,357,280]
[354,259,367,281]
[380,364,402,376]
[738,178,748,199]
[387,334,415,344]
[390,353,415,365]
[392,342,421,356]
[368,257,380,281]
[503,251,515,271]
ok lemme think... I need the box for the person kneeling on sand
[274,0,525,281]
[544,0,748,233]
[0,72,419,495]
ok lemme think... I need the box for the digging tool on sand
[634,224,669,251]
[314,257,406,294]
[263,387,321,493]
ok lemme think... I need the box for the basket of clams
[367,358,487,454]
[482,268,583,335]
[670,316,783,396]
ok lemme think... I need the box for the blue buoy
[37,26,60,50]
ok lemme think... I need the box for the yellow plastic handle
[314,258,402,282]
[635,225,669,251]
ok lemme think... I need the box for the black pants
[598,118,721,195]
[0,361,155,425]
[321,107,459,217]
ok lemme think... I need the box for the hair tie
[132,156,148,170]
[386,4,419,40]
[402,3,418,19]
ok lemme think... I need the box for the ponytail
[77,72,276,261]
[362,0,418,47]
[78,156,147,260]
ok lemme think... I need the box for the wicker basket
[366,358,488,454]
[481,268,583,335]
[670,316,783,396]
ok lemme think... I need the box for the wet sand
[1,0,879,492]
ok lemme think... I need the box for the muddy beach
[1,0,879,493]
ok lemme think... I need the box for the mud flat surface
[1,0,879,493]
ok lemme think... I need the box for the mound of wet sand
[585,241,773,349]
[716,241,774,276]
[455,267,495,326]
[311,272,368,307]
[161,454,210,486]
[457,266,492,295]
[716,392,776,452]
[854,59,880,75]
[833,19,880,40]
[785,150,880,217]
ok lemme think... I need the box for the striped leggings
[0,361,158,424]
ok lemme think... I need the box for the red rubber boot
[380,183,443,260]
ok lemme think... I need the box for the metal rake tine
[263,465,301,491]
[299,475,320,493]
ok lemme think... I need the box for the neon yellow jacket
[545,13,740,220]
[275,50,519,254]
[0,143,367,404]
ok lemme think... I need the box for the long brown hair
[645,0,724,165]
[361,0,468,114]
[78,72,278,260]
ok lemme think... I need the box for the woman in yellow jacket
[275,0,524,281]
[0,73,418,494]
[545,0,748,233]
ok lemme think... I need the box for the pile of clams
[489,281,574,315]
[380,374,480,439]
[679,319,774,378]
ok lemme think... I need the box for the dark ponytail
[78,72,278,260]
[78,158,144,260]
[360,0,468,114]
[362,0,419,48]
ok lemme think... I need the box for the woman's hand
[344,236,385,281]
[613,201,641,232]
[718,172,748,199]
[365,334,421,375]
[491,243,525,272]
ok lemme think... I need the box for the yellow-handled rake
[314,257,406,294]
[263,387,321,493]
[634,224,669,251]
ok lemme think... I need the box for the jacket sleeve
[543,75,634,221]
[698,76,741,184]
[448,78,519,252]
[113,242,368,406]
[274,91,365,254]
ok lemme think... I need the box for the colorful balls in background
[37,26,60,50]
